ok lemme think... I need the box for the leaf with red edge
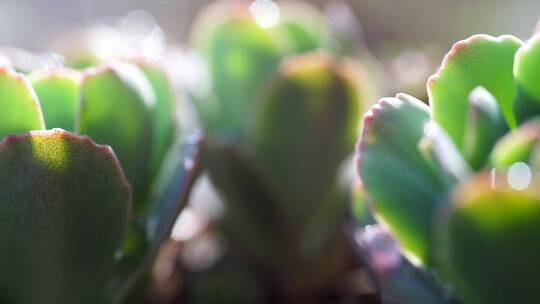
[428,35,521,148]
[357,94,448,265]
[0,129,130,304]
[30,67,81,131]
[77,61,155,210]
[0,66,44,139]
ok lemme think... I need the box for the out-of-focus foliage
[183,0,376,302]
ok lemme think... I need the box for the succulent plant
[356,33,540,303]
[187,0,374,300]
[0,54,201,303]
[190,0,345,139]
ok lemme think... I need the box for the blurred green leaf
[251,54,360,231]
[193,1,337,139]
[351,180,376,227]
[0,66,44,139]
[77,62,155,210]
[187,255,265,304]
[205,140,293,268]
[435,170,540,304]
[429,35,521,148]
[513,35,540,123]
[274,1,331,53]
[490,117,540,167]
[138,64,175,178]
[357,94,447,264]
[30,68,81,131]
[0,129,130,304]
[192,4,281,137]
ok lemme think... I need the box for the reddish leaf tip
[0,128,132,194]
[0,65,45,129]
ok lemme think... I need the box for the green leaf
[357,94,447,265]
[110,133,203,303]
[428,35,522,148]
[513,35,540,123]
[251,54,361,229]
[192,2,281,137]
[29,68,81,131]
[462,87,509,169]
[351,180,375,227]
[435,170,540,304]
[205,140,293,268]
[138,64,176,178]
[419,121,471,184]
[77,62,155,210]
[490,117,540,167]
[273,1,330,54]
[0,129,130,304]
[0,66,44,139]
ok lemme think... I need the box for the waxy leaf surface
[78,62,155,209]
[0,129,130,304]
[429,35,521,148]
[358,94,447,264]
[30,68,81,131]
[0,66,44,139]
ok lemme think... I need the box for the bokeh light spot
[507,162,532,191]
[249,0,280,29]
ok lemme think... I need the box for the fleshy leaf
[29,68,81,131]
[77,62,155,210]
[205,140,293,268]
[435,170,540,304]
[357,94,447,264]
[0,66,44,139]
[273,1,330,53]
[462,86,508,169]
[428,35,522,148]
[0,129,130,304]
[192,1,281,137]
[513,34,540,123]
[490,117,540,167]
[419,121,471,183]
[251,54,361,229]
[138,64,176,178]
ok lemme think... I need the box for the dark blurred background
[2,0,539,51]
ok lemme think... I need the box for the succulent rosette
[356,33,540,303]
[0,43,201,303]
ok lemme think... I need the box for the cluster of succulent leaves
[0,47,200,303]
[188,0,369,298]
[357,33,540,303]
